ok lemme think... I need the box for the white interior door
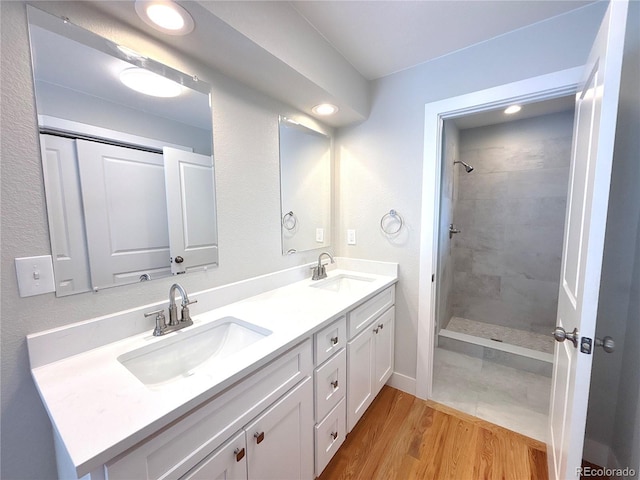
[77,140,171,289]
[163,147,218,275]
[548,2,628,479]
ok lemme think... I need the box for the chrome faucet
[312,252,335,280]
[145,283,197,336]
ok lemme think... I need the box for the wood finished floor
[319,386,548,480]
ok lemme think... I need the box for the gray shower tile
[507,168,570,198]
[453,271,501,299]
[471,249,508,277]
[500,275,559,313]
[504,250,563,283]
[543,137,572,168]
[505,197,567,227]
[458,172,508,200]
[452,247,473,272]
[454,223,504,251]
[505,225,564,257]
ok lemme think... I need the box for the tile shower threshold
[439,329,553,364]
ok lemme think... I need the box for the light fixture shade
[120,67,183,97]
[312,103,339,116]
[135,1,195,35]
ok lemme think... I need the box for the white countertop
[29,263,397,476]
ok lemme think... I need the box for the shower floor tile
[447,316,554,354]
[431,347,551,442]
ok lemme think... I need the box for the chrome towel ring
[380,209,403,235]
[282,211,297,230]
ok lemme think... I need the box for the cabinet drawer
[315,316,346,366]
[314,398,346,477]
[347,286,394,339]
[314,348,346,421]
[106,340,312,480]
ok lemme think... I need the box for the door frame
[415,66,583,399]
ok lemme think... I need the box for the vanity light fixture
[120,67,183,98]
[312,103,339,116]
[135,0,195,35]
[504,105,522,115]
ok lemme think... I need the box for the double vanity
[28,258,398,479]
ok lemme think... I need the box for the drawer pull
[378,323,384,330]
[234,447,245,462]
[331,431,338,440]
[331,380,339,389]
[373,327,379,334]
[254,431,265,444]
[331,336,339,345]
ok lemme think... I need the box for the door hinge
[580,337,592,354]
[431,274,435,282]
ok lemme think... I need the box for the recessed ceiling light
[504,105,522,115]
[120,67,183,97]
[135,1,194,35]
[312,103,339,116]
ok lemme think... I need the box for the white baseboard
[387,372,416,395]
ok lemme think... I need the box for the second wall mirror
[278,117,332,255]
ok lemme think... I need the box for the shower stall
[432,103,575,441]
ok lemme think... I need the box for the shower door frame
[415,66,582,400]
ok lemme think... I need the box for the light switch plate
[316,228,324,243]
[347,229,356,245]
[15,255,55,297]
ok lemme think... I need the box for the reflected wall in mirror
[27,6,218,296]
[278,117,331,255]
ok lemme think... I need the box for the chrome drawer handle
[331,431,338,440]
[331,380,339,389]
[331,336,339,345]
[378,323,384,330]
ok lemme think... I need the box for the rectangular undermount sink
[118,317,272,387]
[309,273,375,293]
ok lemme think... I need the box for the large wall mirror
[27,6,218,296]
[279,117,331,255]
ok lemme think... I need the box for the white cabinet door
[347,327,375,432]
[39,134,92,295]
[76,140,171,289]
[245,377,314,480]
[163,147,218,275]
[182,431,246,480]
[374,307,395,393]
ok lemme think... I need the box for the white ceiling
[291,0,596,80]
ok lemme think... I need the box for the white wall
[0,2,333,478]
[335,2,608,382]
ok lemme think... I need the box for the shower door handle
[449,224,461,239]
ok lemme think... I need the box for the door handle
[553,326,579,348]
[449,224,461,239]
[595,336,615,353]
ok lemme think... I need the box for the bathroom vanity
[27,258,397,479]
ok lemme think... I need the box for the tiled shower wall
[451,111,574,335]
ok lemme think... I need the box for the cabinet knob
[331,380,339,389]
[331,336,339,345]
[254,431,265,444]
[234,447,245,462]
[331,431,338,440]
[373,327,379,334]
[378,323,384,330]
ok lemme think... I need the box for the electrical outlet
[15,255,55,297]
[347,229,356,245]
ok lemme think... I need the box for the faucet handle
[145,309,167,336]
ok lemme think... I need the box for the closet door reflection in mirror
[28,6,217,295]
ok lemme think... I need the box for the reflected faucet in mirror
[312,252,335,281]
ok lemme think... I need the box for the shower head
[454,160,474,173]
